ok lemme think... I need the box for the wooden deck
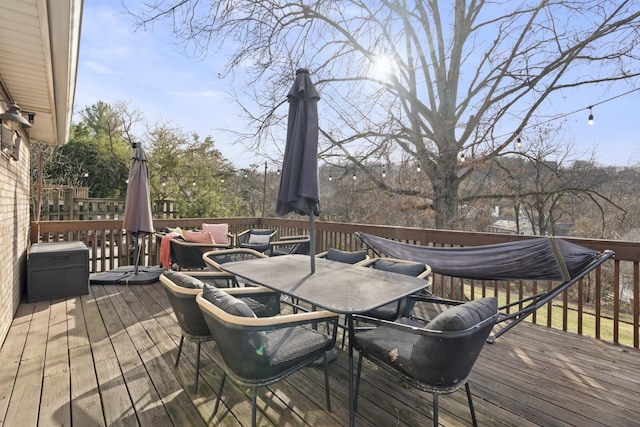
[1,281,640,427]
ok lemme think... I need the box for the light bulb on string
[382,166,386,178]
[328,171,332,181]
[459,152,465,163]
[416,163,421,173]
[588,106,594,126]
[353,171,356,180]
[516,135,522,149]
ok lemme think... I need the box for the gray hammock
[354,232,615,342]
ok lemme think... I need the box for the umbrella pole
[133,236,141,275]
[310,213,316,273]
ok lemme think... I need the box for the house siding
[0,129,30,345]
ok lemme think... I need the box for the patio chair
[353,296,498,427]
[236,228,277,253]
[169,232,234,270]
[355,257,431,321]
[196,286,339,427]
[317,248,369,264]
[269,234,311,256]
[202,248,269,287]
[159,271,281,393]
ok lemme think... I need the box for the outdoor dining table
[220,254,431,427]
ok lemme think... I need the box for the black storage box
[27,241,89,303]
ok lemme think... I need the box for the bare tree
[130,0,640,229]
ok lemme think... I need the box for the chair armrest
[225,286,279,296]
[202,248,268,270]
[355,257,432,280]
[171,239,233,249]
[236,229,251,238]
[279,234,309,241]
[270,238,310,248]
[197,293,339,327]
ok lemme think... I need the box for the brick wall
[0,130,30,345]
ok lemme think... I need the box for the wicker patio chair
[236,228,277,253]
[159,270,280,393]
[196,286,339,427]
[353,297,498,427]
[269,234,311,256]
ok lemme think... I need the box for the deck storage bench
[27,241,89,303]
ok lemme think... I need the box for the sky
[75,1,640,169]
[75,1,261,167]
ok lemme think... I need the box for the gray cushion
[427,297,497,331]
[202,284,256,318]
[326,248,367,264]
[373,259,425,277]
[163,270,205,289]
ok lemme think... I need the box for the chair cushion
[202,223,230,245]
[163,270,205,289]
[202,284,256,318]
[326,248,367,264]
[426,297,497,331]
[248,234,271,245]
[373,259,425,277]
[182,230,215,244]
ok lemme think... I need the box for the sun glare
[370,55,395,80]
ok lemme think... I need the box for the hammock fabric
[355,232,599,282]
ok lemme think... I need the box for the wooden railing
[31,217,640,348]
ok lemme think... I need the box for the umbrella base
[90,265,164,285]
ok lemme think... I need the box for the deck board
[2,281,640,426]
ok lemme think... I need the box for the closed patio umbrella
[123,142,154,274]
[90,142,162,285]
[276,68,320,272]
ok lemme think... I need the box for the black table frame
[220,254,430,426]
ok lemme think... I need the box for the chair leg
[175,336,184,367]
[213,372,227,415]
[323,352,331,411]
[194,341,202,393]
[354,352,364,410]
[432,392,439,427]
[465,382,478,427]
[251,386,258,427]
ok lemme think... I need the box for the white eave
[0,0,83,145]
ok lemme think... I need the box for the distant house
[0,1,82,343]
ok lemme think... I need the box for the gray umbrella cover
[276,68,321,217]
[122,143,154,236]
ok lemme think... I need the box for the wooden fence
[31,217,640,348]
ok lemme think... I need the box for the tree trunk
[431,151,460,230]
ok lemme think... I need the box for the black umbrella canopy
[276,69,320,272]
[276,68,321,217]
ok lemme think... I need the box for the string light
[588,106,594,126]
[416,163,421,173]
[329,171,332,181]
[459,152,465,163]
[382,166,386,178]
[353,171,356,180]
[516,135,522,149]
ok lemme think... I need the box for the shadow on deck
[1,281,639,426]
